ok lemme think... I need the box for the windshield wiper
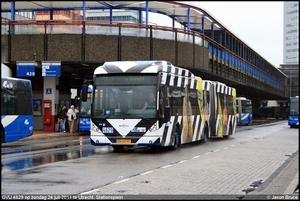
[99,114,149,121]
[126,114,149,121]
[100,114,113,120]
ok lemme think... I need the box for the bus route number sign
[16,62,36,77]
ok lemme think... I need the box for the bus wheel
[1,127,3,145]
[112,145,124,152]
[229,124,233,135]
[170,126,181,150]
[203,126,208,142]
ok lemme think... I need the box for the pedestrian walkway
[248,150,298,195]
[79,123,298,198]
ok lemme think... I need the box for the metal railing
[1,19,285,91]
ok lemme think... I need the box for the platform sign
[16,62,35,77]
[42,62,61,77]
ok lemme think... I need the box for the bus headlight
[148,122,158,132]
[91,122,102,133]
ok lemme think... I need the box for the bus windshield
[241,99,252,114]
[288,96,299,128]
[289,98,299,116]
[92,75,157,119]
[80,99,91,117]
[236,97,252,125]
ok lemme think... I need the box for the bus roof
[94,60,196,78]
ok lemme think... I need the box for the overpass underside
[1,32,286,100]
[201,54,286,100]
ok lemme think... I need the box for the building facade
[283,1,298,64]
[280,64,299,97]
[280,2,299,97]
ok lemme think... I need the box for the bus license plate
[118,139,131,143]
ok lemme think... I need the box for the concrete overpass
[1,1,289,130]
[1,19,288,100]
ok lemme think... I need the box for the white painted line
[141,171,153,175]
[80,189,99,194]
[113,178,130,184]
[161,165,172,169]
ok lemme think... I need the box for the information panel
[42,62,61,77]
[16,62,35,77]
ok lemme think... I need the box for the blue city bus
[1,76,34,144]
[236,97,253,125]
[288,96,299,128]
[78,85,92,132]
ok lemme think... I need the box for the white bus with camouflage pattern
[81,61,237,151]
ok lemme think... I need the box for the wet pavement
[34,120,299,196]
[2,119,298,198]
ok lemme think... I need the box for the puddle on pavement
[2,141,92,155]
[1,144,113,176]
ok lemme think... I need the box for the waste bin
[55,123,60,132]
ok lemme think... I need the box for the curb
[249,150,299,195]
[284,171,299,194]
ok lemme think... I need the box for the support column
[43,77,58,131]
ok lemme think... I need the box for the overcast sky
[191,1,284,67]
[148,2,284,67]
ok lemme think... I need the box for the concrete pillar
[43,77,58,131]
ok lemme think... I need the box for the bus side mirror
[164,106,170,121]
[81,84,88,102]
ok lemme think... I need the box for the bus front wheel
[170,126,181,150]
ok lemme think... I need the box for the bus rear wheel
[170,126,181,150]
[203,125,208,142]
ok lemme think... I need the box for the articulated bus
[81,60,237,150]
[203,80,237,137]
[78,85,92,132]
[1,63,34,144]
[288,96,299,128]
[236,97,253,125]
